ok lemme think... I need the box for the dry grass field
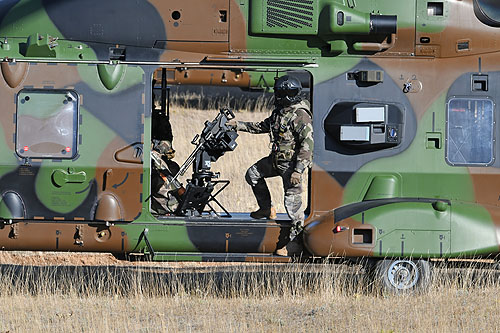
[0,255,499,332]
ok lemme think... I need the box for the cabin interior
[149,67,312,221]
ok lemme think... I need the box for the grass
[0,260,499,331]
[166,87,274,112]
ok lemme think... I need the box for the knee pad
[245,165,260,186]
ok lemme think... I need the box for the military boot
[250,206,277,219]
[275,238,303,257]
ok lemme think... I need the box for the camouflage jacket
[235,100,313,173]
[151,149,181,190]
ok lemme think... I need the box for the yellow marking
[34,216,44,220]
[53,217,65,220]
[74,217,85,221]
[225,233,231,252]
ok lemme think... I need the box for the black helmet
[274,75,302,107]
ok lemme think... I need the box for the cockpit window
[474,0,500,27]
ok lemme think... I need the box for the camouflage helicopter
[0,0,499,292]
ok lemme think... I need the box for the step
[139,251,293,263]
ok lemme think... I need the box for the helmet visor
[274,87,299,98]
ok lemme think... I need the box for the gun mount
[172,108,238,217]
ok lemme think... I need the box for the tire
[373,259,431,293]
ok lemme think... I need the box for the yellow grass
[169,107,308,214]
[0,260,499,331]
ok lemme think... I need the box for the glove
[290,171,301,185]
[226,119,238,130]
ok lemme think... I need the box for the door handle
[52,168,87,187]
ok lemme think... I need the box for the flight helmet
[274,75,302,107]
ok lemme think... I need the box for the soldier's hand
[226,119,238,129]
[290,171,301,185]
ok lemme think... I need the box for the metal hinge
[74,225,84,246]
[8,224,18,239]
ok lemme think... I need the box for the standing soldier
[228,75,313,256]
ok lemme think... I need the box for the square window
[427,2,444,16]
[16,90,79,159]
[446,98,494,166]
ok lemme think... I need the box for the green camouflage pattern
[0,0,497,262]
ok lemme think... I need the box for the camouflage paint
[0,0,497,261]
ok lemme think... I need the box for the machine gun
[171,108,238,216]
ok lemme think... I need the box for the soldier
[150,140,184,215]
[228,75,313,256]
[150,105,184,215]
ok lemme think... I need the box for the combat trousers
[245,155,304,239]
[151,184,179,214]
[151,168,180,215]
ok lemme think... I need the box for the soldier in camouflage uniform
[150,106,184,215]
[228,75,313,255]
[151,140,184,215]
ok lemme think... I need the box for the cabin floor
[153,212,291,223]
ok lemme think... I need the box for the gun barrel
[171,145,200,180]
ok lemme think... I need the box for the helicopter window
[446,98,494,166]
[474,0,500,27]
[427,2,443,16]
[323,102,403,154]
[16,90,79,159]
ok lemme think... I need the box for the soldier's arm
[235,115,272,134]
[151,150,168,170]
[293,109,314,174]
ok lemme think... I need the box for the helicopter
[0,0,497,292]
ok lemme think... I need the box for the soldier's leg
[281,166,304,240]
[245,156,278,210]
[151,194,168,215]
[152,183,179,214]
[151,169,167,215]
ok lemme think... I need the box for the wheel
[373,259,431,293]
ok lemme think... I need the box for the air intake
[250,0,319,35]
